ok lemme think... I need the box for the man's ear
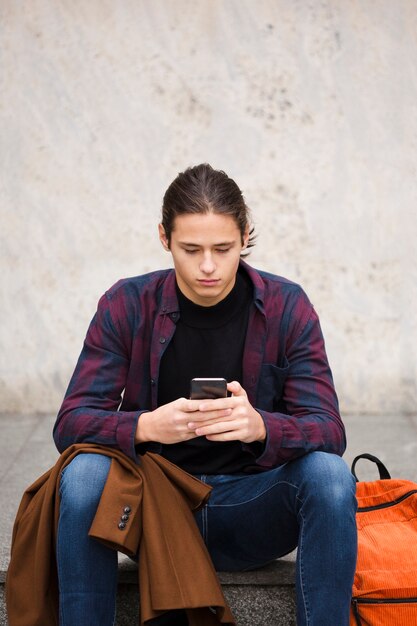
[158,223,170,251]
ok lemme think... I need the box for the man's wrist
[135,411,151,444]
[256,412,267,442]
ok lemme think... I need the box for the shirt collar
[159,270,179,315]
[158,260,265,315]
[238,259,265,309]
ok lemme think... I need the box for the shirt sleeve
[255,305,346,469]
[53,291,144,462]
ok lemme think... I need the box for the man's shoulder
[258,269,302,290]
[104,268,174,301]
[243,262,314,336]
[243,262,308,300]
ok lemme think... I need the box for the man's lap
[193,451,354,571]
[59,450,354,572]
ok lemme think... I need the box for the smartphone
[190,378,227,400]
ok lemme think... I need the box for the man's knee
[298,451,356,509]
[59,453,111,512]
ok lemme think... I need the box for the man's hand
[135,397,233,445]
[186,381,267,444]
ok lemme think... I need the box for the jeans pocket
[256,360,290,412]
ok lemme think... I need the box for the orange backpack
[350,453,417,625]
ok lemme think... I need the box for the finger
[179,398,202,412]
[205,431,241,442]
[188,408,232,424]
[197,398,234,412]
[187,414,234,430]
[227,380,246,397]
[194,420,241,437]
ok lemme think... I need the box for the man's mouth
[198,279,220,286]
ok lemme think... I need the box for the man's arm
[53,292,143,461]
[254,305,345,468]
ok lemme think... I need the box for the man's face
[159,212,248,307]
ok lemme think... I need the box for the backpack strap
[351,453,391,482]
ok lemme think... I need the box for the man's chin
[192,286,224,306]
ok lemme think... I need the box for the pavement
[1,411,417,625]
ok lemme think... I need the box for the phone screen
[190,378,227,400]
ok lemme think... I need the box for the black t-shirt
[158,269,260,474]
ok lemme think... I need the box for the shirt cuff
[252,410,283,468]
[115,410,144,462]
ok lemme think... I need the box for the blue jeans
[57,451,357,625]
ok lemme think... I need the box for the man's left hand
[186,381,267,443]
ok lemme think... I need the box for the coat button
[159,337,166,344]
[124,506,131,514]
[121,514,129,522]
[118,522,126,530]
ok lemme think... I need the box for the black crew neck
[176,271,249,329]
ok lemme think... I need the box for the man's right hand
[135,398,201,444]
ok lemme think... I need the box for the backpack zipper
[352,597,417,625]
[357,489,417,512]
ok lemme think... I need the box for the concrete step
[0,557,297,626]
[115,554,296,625]
[0,556,296,626]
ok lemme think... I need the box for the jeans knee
[59,453,111,513]
[300,452,356,511]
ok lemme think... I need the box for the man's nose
[200,253,216,274]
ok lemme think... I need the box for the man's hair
[161,163,256,255]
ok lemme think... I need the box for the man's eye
[184,249,198,254]
[216,248,231,254]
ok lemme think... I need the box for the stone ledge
[1,556,297,626]
[118,552,296,586]
[114,554,296,626]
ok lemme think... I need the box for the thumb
[227,381,246,397]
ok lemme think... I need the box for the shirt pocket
[256,360,290,412]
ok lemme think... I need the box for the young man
[54,164,357,625]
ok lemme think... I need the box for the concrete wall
[1,1,416,415]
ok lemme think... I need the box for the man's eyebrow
[178,241,236,247]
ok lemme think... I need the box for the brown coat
[6,444,235,626]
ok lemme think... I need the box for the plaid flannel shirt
[54,260,345,470]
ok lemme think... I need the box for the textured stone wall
[1,1,416,415]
